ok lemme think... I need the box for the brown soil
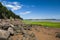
[11,26,60,40]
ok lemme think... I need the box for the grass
[23,20,60,28]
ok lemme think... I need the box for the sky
[0,0,60,19]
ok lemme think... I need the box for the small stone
[56,33,60,38]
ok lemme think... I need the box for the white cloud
[12,2,18,5]
[20,11,31,15]
[5,5,14,8]
[5,4,22,11]
[2,1,23,11]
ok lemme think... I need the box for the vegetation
[23,20,60,28]
[0,2,23,20]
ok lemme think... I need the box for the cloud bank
[2,1,23,11]
[20,11,31,15]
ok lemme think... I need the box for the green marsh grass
[23,20,60,28]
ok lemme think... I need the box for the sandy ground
[11,26,60,40]
[32,27,60,40]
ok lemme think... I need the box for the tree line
[0,2,23,20]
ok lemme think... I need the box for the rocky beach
[0,19,60,40]
[0,2,60,40]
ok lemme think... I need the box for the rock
[23,24,32,30]
[56,33,60,38]
[29,33,37,40]
[15,30,21,33]
[12,25,21,33]
[8,37,12,40]
[10,24,15,28]
[22,37,26,40]
[0,24,3,29]
[8,27,14,35]
[29,33,35,38]
[2,24,10,30]
[26,26,31,30]
[20,27,27,35]
[0,30,10,40]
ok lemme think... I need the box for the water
[30,19,60,22]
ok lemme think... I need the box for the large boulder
[0,30,10,40]
[8,27,14,35]
[2,24,10,30]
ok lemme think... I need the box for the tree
[0,2,23,20]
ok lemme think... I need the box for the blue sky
[0,0,60,19]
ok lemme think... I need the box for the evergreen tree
[0,2,23,20]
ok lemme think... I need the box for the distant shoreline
[24,19,60,22]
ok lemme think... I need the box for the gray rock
[22,37,26,40]
[8,37,13,40]
[10,24,15,28]
[20,27,27,35]
[0,30,10,40]
[8,27,14,35]
[2,24,10,30]
[29,33,37,40]
[56,33,60,38]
